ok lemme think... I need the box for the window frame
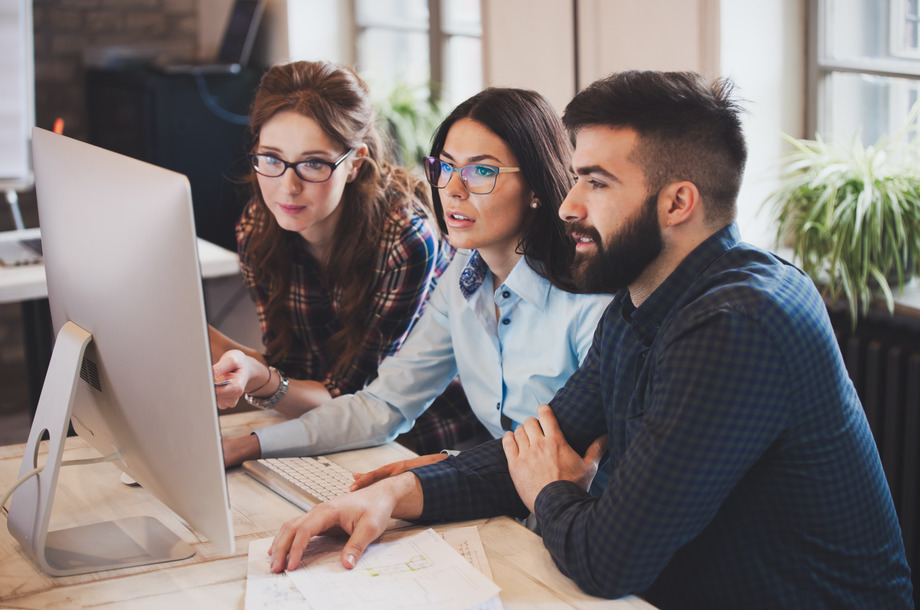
[352,0,482,104]
[808,0,920,139]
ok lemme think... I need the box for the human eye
[473,165,497,178]
[259,154,283,167]
[300,159,328,171]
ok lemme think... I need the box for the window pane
[356,0,428,28]
[444,35,482,108]
[357,29,430,90]
[824,71,920,143]
[442,0,482,36]
[826,0,889,60]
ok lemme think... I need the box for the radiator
[828,307,919,596]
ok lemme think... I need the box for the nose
[442,168,467,198]
[559,187,585,223]
[280,166,302,193]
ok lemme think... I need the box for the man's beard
[570,192,663,294]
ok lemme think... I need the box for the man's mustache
[565,221,602,246]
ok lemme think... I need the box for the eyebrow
[440,150,505,165]
[257,145,335,158]
[572,164,618,182]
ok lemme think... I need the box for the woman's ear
[347,145,368,182]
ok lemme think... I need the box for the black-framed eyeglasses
[423,157,521,195]
[249,149,355,183]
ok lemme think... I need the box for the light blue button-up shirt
[256,250,613,457]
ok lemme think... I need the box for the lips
[278,203,306,215]
[567,221,601,251]
[572,233,595,252]
[445,210,474,228]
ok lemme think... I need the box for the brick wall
[0,1,200,432]
[32,0,199,143]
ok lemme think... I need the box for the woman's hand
[350,453,448,491]
[222,434,262,468]
[212,349,271,410]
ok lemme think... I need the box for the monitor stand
[6,321,195,576]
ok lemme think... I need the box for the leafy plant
[765,103,920,326]
[372,81,447,168]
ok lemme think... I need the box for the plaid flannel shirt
[237,200,451,396]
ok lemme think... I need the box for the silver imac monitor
[7,127,234,576]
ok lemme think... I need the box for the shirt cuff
[253,418,312,459]
[534,479,592,523]
[412,459,464,520]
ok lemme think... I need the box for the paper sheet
[245,526,502,610]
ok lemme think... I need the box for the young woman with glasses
[210,61,483,455]
[218,87,612,479]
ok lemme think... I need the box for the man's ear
[660,181,700,227]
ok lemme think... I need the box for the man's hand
[502,404,608,512]
[350,454,448,491]
[222,434,261,468]
[269,472,424,573]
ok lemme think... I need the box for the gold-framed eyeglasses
[423,157,520,195]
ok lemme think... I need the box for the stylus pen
[214,379,232,387]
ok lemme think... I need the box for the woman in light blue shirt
[218,88,612,469]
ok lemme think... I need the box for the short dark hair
[563,71,748,226]
[429,87,579,291]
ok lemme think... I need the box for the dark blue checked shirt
[413,224,913,609]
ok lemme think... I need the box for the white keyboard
[242,455,354,511]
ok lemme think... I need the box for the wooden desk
[1,410,656,609]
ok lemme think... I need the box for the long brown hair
[243,60,433,376]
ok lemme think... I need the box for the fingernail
[345,554,356,568]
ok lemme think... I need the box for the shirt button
[501,290,510,298]
[496,402,501,410]
[502,318,510,325]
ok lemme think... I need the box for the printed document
[245,526,501,610]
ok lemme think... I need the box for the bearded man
[264,71,913,610]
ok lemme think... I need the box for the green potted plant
[764,103,920,326]
[371,80,447,168]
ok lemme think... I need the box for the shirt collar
[502,256,552,309]
[623,223,741,345]
[458,250,552,308]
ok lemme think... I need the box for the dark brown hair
[428,87,578,291]
[563,70,748,227]
[243,60,433,374]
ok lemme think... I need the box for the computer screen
[7,128,234,576]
